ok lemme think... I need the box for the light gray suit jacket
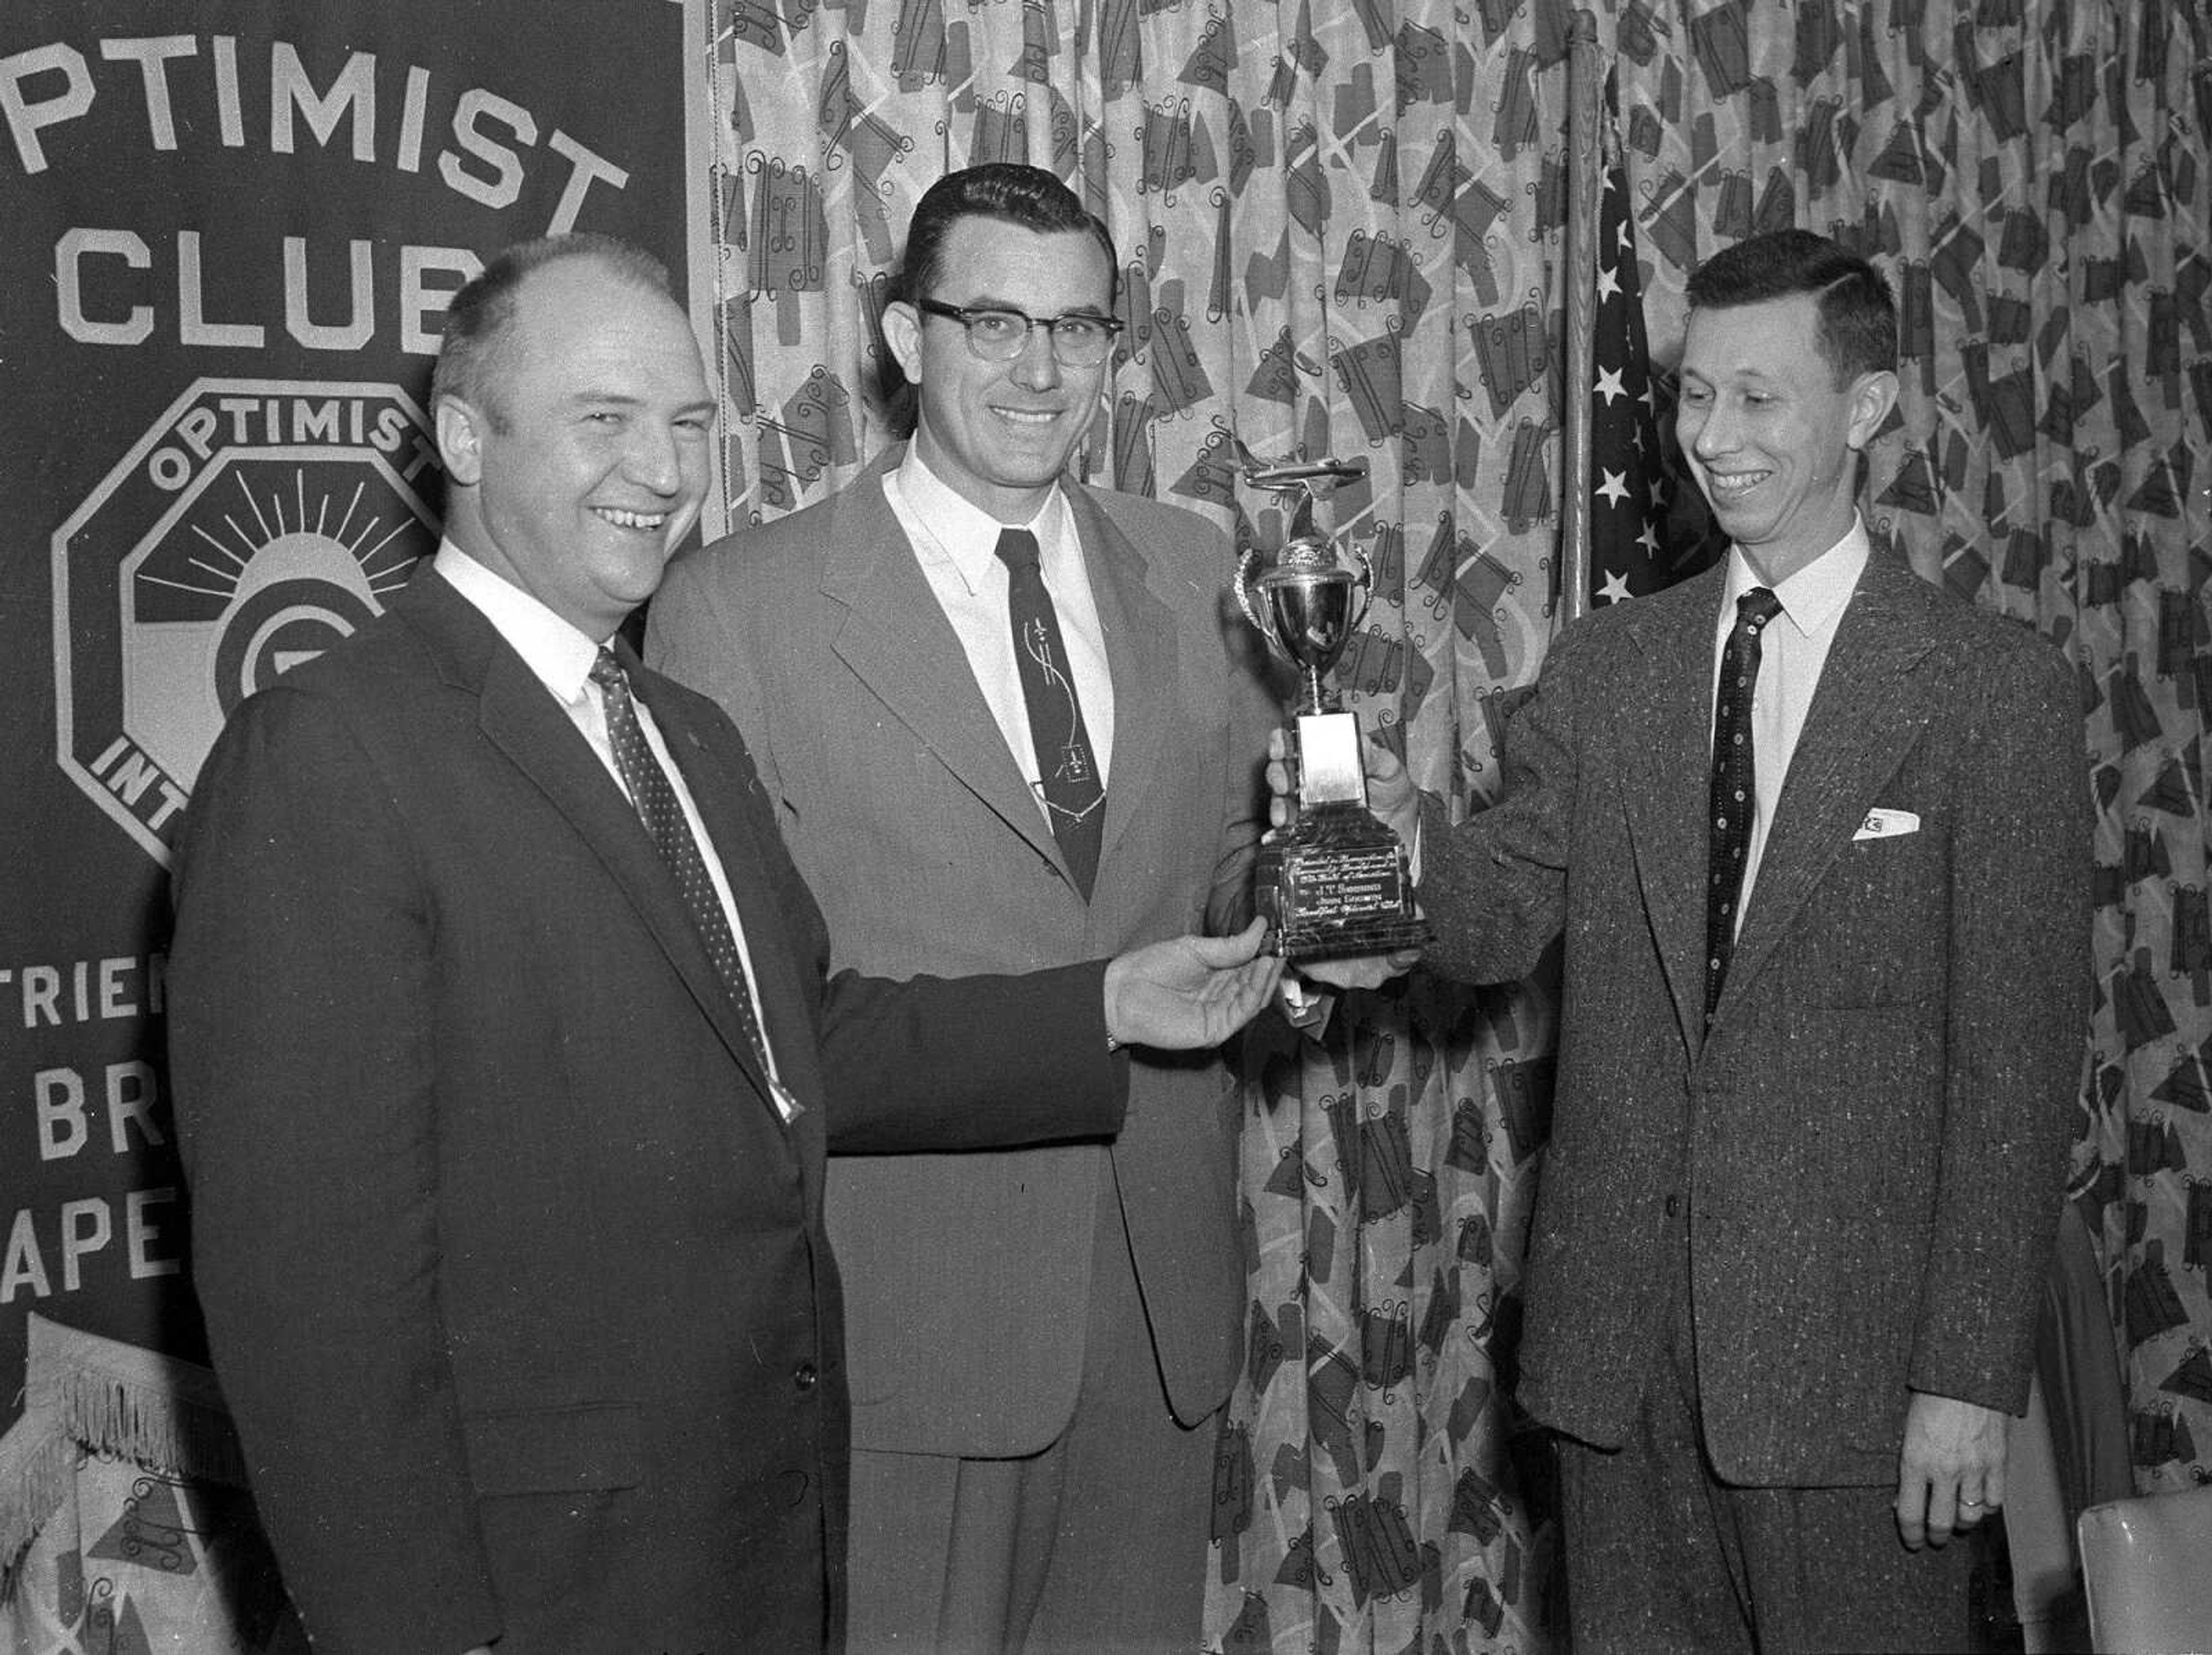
[649,451,1272,1453]
[1419,550,2089,1486]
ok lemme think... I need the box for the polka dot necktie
[590,648,783,1101]
[1705,587,1782,1025]
[996,527,1104,900]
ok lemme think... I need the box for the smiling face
[1676,291,1898,585]
[435,255,713,639]
[882,216,1113,521]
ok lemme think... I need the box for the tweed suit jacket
[167,568,1127,1653]
[649,449,1271,1452]
[1419,549,2089,1487]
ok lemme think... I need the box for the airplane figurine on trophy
[1236,453,1428,962]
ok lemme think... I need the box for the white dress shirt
[434,541,790,1108]
[1709,517,1870,931]
[884,450,1116,827]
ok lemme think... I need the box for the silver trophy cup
[1236,456,1427,961]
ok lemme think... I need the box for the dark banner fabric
[0,0,693,1629]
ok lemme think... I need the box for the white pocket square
[1853,808,1920,841]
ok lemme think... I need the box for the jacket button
[793,1361,819,1391]
[1663,1193,1680,1218]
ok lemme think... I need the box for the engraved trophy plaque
[1237,455,1427,961]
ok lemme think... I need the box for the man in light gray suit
[1296,229,2089,1652]
[650,164,1270,1652]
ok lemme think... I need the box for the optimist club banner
[0,0,699,1624]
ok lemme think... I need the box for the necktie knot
[995,526,1043,577]
[588,646,626,694]
[1736,586,1781,633]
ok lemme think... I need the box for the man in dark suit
[1294,230,2089,1651]
[649,164,1270,1652]
[165,233,1280,1655]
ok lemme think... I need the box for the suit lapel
[820,464,1070,879]
[400,575,784,1122]
[1067,486,1177,892]
[1618,567,1726,1056]
[1712,552,1937,1025]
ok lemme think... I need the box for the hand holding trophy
[1236,453,1428,963]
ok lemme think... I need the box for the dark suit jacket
[649,452,1270,1452]
[166,568,1128,1653]
[1419,550,2089,1486]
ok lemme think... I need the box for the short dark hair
[1685,229,1897,386]
[431,233,674,429]
[895,162,1120,311]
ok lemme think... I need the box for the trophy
[1236,453,1428,961]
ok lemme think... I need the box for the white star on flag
[1584,67,1706,607]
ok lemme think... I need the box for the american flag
[1586,73,1677,606]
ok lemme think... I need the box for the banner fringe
[0,1314,246,1595]
[0,1419,79,1595]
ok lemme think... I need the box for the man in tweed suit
[1296,229,2089,1651]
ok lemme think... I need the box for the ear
[436,397,486,487]
[882,300,924,388]
[1845,369,1900,452]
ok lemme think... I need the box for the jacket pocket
[463,1401,643,1495]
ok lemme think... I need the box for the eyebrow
[942,292,1112,317]
[567,389,717,416]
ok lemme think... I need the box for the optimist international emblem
[53,378,442,866]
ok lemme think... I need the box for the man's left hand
[1894,1390,2008,1550]
[1104,917,1285,1050]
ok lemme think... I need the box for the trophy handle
[1344,543,1376,636]
[1234,546,1283,656]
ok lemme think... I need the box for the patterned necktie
[996,527,1105,900]
[1705,586,1782,1024]
[589,648,789,1111]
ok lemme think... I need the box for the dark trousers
[1555,1243,1984,1654]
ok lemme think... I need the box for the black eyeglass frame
[915,298,1126,365]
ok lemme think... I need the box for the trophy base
[1255,804,1429,963]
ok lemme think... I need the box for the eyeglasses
[916,300,1124,367]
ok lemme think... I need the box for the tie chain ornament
[1018,616,1101,805]
[1234,450,1428,961]
[996,529,1104,896]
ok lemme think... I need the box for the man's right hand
[1294,948,1421,994]
[1104,917,1284,1050]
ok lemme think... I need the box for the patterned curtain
[698,0,2211,1649]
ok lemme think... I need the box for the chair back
[2077,1480,2212,1653]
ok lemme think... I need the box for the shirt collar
[433,539,608,706]
[1722,515,1869,641]
[893,445,1067,594]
